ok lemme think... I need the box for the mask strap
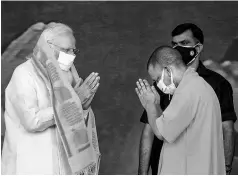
[170,70,173,84]
[187,43,202,65]
[161,68,165,81]
[168,69,173,100]
[187,56,197,65]
[167,67,173,84]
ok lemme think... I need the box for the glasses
[47,41,80,55]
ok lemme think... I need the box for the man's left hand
[135,79,160,110]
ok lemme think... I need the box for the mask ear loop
[162,67,171,100]
[160,69,166,92]
[169,68,174,85]
[165,67,173,100]
[161,68,165,80]
[169,68,173,100]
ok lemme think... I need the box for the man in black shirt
[138,23,237,175]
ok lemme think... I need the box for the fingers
[88,73,98,86]
[136,80,142,91]
[135,88,141,97]
[143,79,151,90]
[136,79,151,94]
[90,76,100,88]
[136,78,148,96]
[84,72,98,84]
[91,83,100,93]
[138,79,146,91]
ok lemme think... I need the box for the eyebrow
[172,39,190,45]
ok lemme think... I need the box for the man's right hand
[74,72,100,109]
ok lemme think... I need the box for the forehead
[172,30,196,44]
[53,32,76,48]
[148,64,163,80]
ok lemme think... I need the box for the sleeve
[140,109,148,124]
[156,90,199,143]
[216,80,237,122]
[9,67,55,132]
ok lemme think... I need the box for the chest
[33,70,74,107]
[61,70,73,85]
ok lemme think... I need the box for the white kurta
[156,68,226,175]
[1,59,66,174]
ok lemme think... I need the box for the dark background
[1,1,238,175]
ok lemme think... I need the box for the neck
[188,56,200,70]
[175,66,187,87]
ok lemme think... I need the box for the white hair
[32,22,73,59]
[42,22,73,42]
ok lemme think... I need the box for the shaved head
[147,45,187,87]
[147,45,184,69]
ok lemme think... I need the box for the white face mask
[157,68,176,95]
[57,51,76,71]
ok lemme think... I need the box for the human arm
[135,79,164,140]
[135,78,196,143]
[155,89,197,143]
[138,85,168,174]
[137,81,161,174]
[146,98,164,141]
[9,67,55,132]
[223,121,235,174]
[216,80,237,174]
[138,122,154,175]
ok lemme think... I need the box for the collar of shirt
[153,61,210,100]
[196,60,210,76]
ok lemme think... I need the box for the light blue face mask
[57,51,75,71]
[157,68,176,97]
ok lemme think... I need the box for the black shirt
[140,61,237,174]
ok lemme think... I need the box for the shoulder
[14,60,34,75]
[201,67,232,91]
[179,72,212,99]
[12,60,35,83]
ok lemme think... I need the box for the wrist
[145,102,157,111]
[146,103,161,115]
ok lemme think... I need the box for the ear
[196,43,203,53]
[54,49,60,60]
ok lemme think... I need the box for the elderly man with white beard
[1,23,101,175]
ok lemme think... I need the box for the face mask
[57,51,76,71]
[157,68,176,95]
[173,43,200,65]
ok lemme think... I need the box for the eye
[181,41,189,45]
[64,48,80,55]
[64,49,71,53]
